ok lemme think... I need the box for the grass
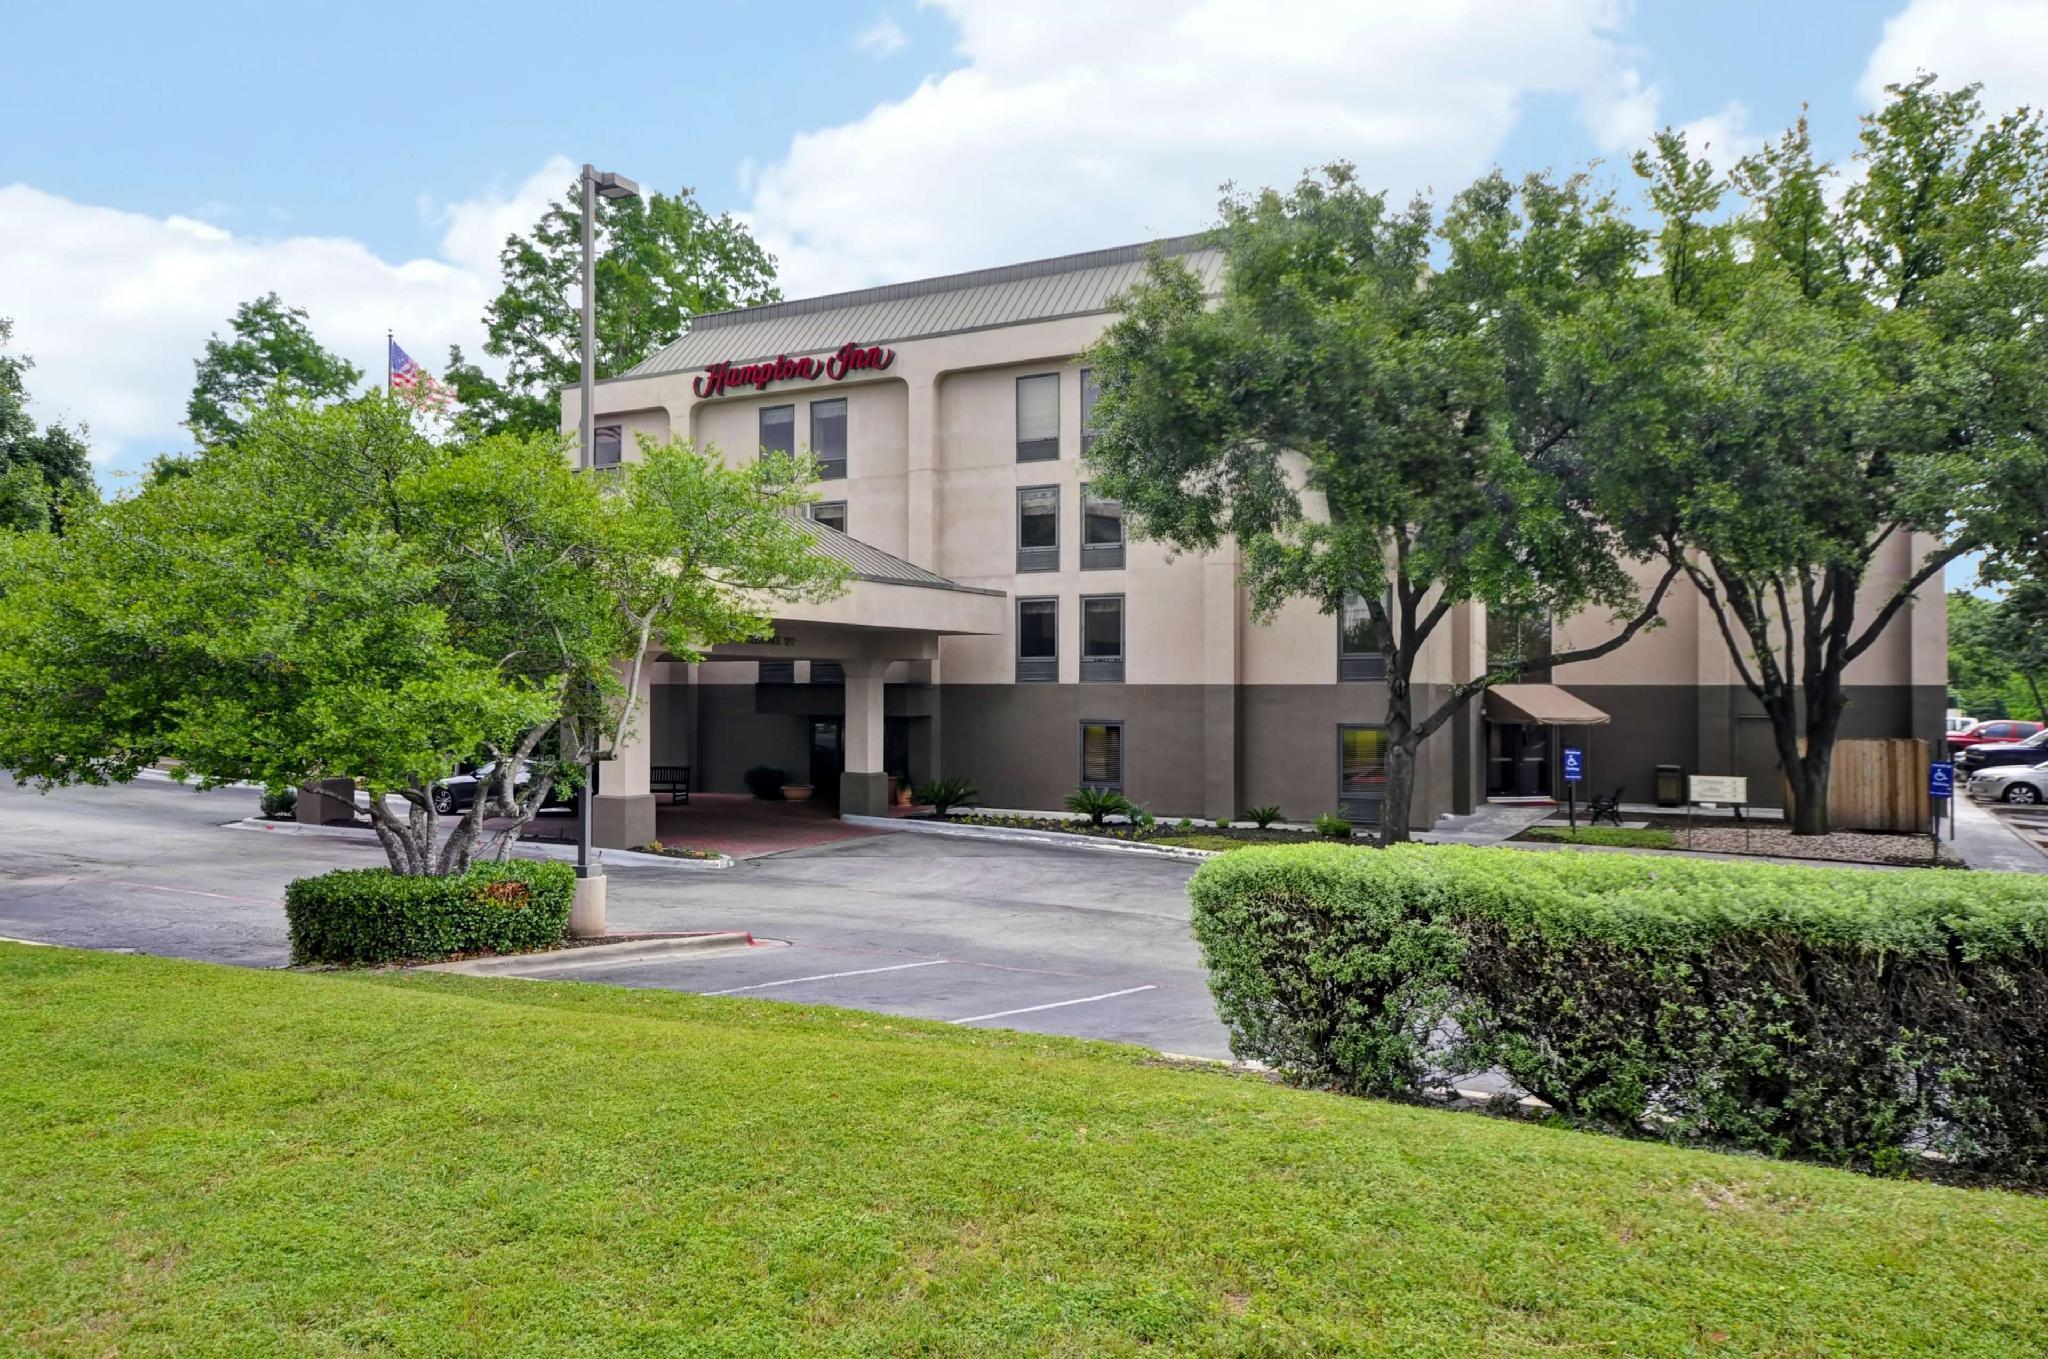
[1522,825,1680,849]
[5,945,2047,1357]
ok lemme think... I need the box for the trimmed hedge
[1190,844,2048,1181]
[285,860,574,966]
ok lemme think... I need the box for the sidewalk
[1951,796,2048,873]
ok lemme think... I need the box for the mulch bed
[940,813,1329,847]
[1516,813,1962,868]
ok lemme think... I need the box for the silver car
[1967,759,2048,805]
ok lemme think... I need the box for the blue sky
[2,0,2043,526]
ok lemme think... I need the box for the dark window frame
[759,403,796,459]
[809,661,844,686]
[1079,718,1125,792]
[757,660,795,685]
[1337,723,1389,826]
[1338,592,1389,682]
[1016,595,1058,683]
[1016,484,1060,573]
[1080,368,1101,455]
[809,396,848,480]
[592,423,624,468]
[810,500,848,534]
[1080,593,1125,683]
[1080,482,1124,570]
[1016,373,1060,462]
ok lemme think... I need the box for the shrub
[1134,808,1157,831]
[1189,844,2048,1182]
[1523,825,1676,849]
[913,776,978,817]
[1065,786,1134,826]
[259,786,297,818]
[284,860,574,966]
[1213,817,1232,830]
[1243,805,1283,829]
[1313,812,1353,839]
[743,765,788,801]
[1176,817,1195,832]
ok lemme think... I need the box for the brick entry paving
[520,793,910,860]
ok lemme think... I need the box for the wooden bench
[651,765,691,805]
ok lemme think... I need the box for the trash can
[1655,764,1685,808]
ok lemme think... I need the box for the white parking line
[951,984,1157,1025]
[701,959,947,996]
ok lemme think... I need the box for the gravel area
[1666,823,1960,867]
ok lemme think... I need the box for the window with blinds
[1016,597,1057,683]
[1081,484,1123,569]
[1016,374,1060,461]
[1017,485,1058,572]
[1339,724,1388,824]
[809,501,847,534]
[760,405,795,458]
[1080,721,1123,790]
[810,398,847,479]
[1339,593,1388,681]
[593,424,623,468]
[1081,594,1124,682]
[1081,368,1101,453]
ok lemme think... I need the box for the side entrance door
[810,719,844,802]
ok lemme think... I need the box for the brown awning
[1485,684,1611,726]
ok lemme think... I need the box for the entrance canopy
[1485,684,1610,726]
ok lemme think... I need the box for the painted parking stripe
[701,959,947,996]
[950,984,1157,1025]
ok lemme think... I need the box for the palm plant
[912,777,978,817]
[1064,785,1134,826]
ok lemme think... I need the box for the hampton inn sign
[692,341,897,398]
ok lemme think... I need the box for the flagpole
[385,329,392,395]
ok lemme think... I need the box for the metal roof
[801,516,1002,596]
[620,234,1222,381]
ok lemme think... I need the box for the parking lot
[0,775,1229,1057]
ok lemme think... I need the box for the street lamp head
[593,170,640,202]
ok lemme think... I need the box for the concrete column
[904,374,941,570]
[839,657,891,816]
[593,660,658,848]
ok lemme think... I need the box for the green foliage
[1064,785,1135,826]
[447,182,779,437]
[259,786,298,818]
[1523,825,1677,849]
[1950,586,2048,721]
[1175,817,1195,831]
[0,317,95,531]
[283,859,573,964]
[1313,813,1353,840]
[744,766,789,800]
[912,776,977,816]
[185,294,362,448]
[1243,805,1283,829]
[1190,844,2048,1181]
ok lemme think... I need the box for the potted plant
[782,783,814,802]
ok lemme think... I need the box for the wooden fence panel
[1789,738,1930,833]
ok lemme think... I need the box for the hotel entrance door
[1486,722,1552,799]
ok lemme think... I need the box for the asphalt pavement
[0,775,1229,1056]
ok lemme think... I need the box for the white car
[1967,759,2048,805]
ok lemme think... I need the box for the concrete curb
[419,931,759,975]
[842,814,1218,863]
[222,817,734,871]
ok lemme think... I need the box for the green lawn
[5,944,2046,1357]
[1522,824,1680,849]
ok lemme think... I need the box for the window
[592,424,623,468]
[1081,594,1124,682]
[1081,368,1101,453]
[1487,604,1552,679]
[757,660,795,685]
[1339,725,1388,825]
[1016,597,1057,683]
[810,661,844,685]
[1080,720,1124,791]
[810,397,847,479]
[1016,373,1060,461]
[760,404,795,458]
[1339,594,1387,681]
[1017,485,1059,572]
[1081,483,1124,570]
[810,501,847,534]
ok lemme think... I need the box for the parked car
[1967,760,2048,805]
[1956,727,2048,772]
[1947,718,2044,750]
[429,761,573,815]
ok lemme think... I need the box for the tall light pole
[570,163,640,939]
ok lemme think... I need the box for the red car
[1948,718,2044,750]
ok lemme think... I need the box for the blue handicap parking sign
[1930,762,1954,799]
[1563,747,1583,783]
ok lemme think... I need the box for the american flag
[388,336,424,390]
[388,336,453,408]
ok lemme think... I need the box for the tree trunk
[1379,736,1418,845]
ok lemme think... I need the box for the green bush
[259,786,298,818]
[1523,825,1676,849]
[913,776,978,816]
[743,765,788,801]
[1064,786,1134,826]
[1312,812,1352,839]
[1243,805,1283,829]
[284,860,574,966]
[1189,844,2048,1182]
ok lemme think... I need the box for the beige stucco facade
[567,238,1947,842]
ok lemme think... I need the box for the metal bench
[650,765,690,805]
[1587,787,1625,827]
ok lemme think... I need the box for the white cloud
[1674,101,1759,175]
[1860,0,2048,111]
[854,14,908,58]
[744,0,1656,297]
[0,157,570,475]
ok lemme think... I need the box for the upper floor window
[1488,605,1552,679]
[592,424,623,468]
[1081,594,1125,683]
[1081,368,1101,454]
[1017,374,1060,462]
[1081,484,1124,570]
[1017,485,1059,573]
[1339,593,1387,682]
[810,398,847,480]
[1016,597,1057,683]
[760,404,796,458]
[810,501,847,535]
